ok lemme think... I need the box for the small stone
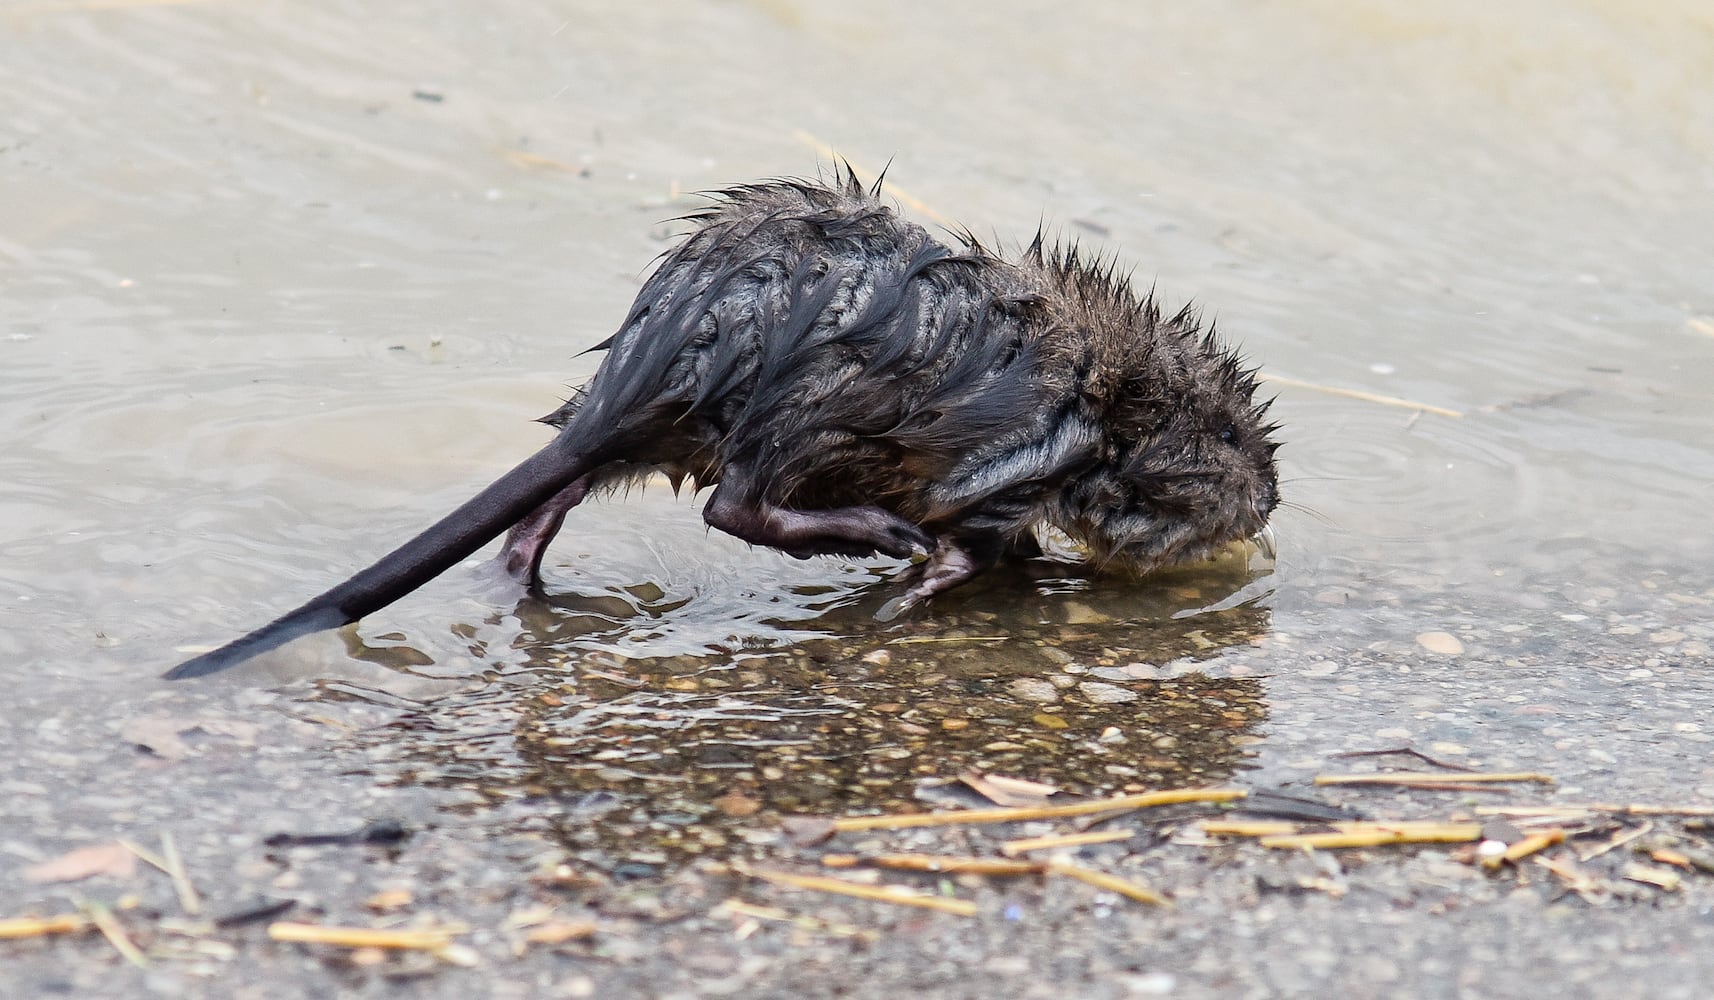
[1078,682,1139,704]
[712,791,762,817]
[1062,602,1111,625]
[364,889,412,911]
[1126,972,1179,996]
[1416,631,1464,655]
[1008,678,1060,703]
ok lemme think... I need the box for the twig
[81,901,147,968]
[1623,864,1682,892]
[1533,856,1602,900]
[1327,747,1477,772]
[999,829,1136,856]
[715,899,869,938]
[821,854,1045,876]
[521,921,598,945]
[500,149,583,174]
[1200,820,1300,838]
[118,837,199,912]
[0,914,90,940]
[268,922,462,950]
[1577,821,1652,863]
[831,787,1244,831]
[1260,373,1463,418]
[1045,861,1170,907]
[119,838,169,872]
[1476,804,1714,819]
[748,868,978,916]
[159,833,201,916]
[1208,820,1489,846]
[1260,823,1482,850]
[1482,829,1566,870]
[1314,772,1553,788]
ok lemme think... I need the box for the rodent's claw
[875,593,918,623]
[875,537,984,622]
[883,521,935,560]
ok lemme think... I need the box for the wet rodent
[168,170,1280,678]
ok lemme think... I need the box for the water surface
[3,0,1712,849]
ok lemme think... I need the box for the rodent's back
[553,177,1065,513]
[561,172,1278,569]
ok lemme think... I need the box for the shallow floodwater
[4,1,1713,867]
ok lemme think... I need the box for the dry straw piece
[268,922,464,951]
[831,787,1245,832]
[749,868,979,917]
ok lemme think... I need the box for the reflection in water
[331,526,1274,671]
[342,549,1273,870]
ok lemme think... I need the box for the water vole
[169,170,1280,678]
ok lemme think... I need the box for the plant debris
[1313,771,1555,789]
[744,867,980,916]
[23,842,137,885]
[830,787,1245,831]
[820,853,1046,877]
[0,915,90,941]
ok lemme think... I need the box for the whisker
[1276,500,1336,526]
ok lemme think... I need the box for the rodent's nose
[1255,482,1279,521]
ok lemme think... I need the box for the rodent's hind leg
[499,476,591,586]
[702,480,934,560]
[875,537,993,622]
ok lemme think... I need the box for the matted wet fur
[169,168,1280,678]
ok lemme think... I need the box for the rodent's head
[1059,310,1280,575]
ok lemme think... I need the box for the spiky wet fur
[545,168,1280,574]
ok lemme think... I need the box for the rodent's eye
[1219,423,1238,446]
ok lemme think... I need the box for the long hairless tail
[165,435,597,679]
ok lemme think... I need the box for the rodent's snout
[1254,479,1280,523]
